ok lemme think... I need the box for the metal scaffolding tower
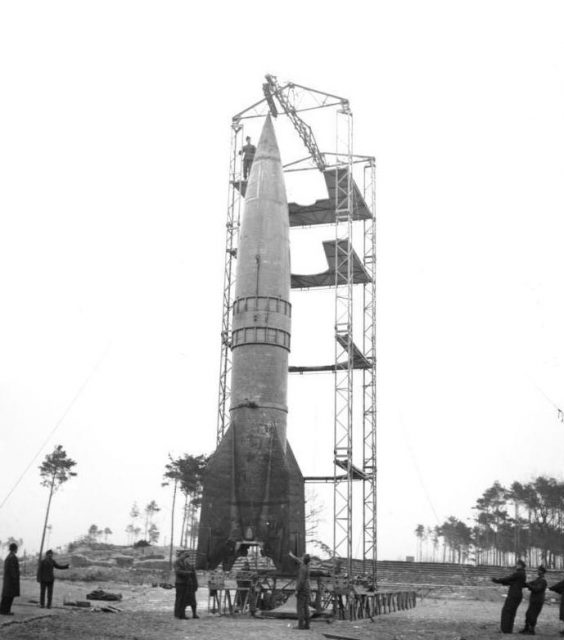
[216,122,245,445]
[362,160,377,579]
[333,105,355,574]
[216,76,377,581]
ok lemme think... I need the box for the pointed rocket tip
[254,114,280,162]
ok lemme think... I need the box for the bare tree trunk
[183,498,191,547]
[190,506,197,549]
[179,494,188,546]
[168,479,178,569]
[38,476,56,560]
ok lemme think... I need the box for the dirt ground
[1,577,563,639]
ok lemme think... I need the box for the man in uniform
[0,543,20,616]
[520,565,547,635]
[239,136,256,179]
[549,577,564,636]
[289,551,311,630]
[37,549,70,608]
[492,559,527,633]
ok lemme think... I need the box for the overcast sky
[1,1,564,561]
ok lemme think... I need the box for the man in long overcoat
[492,559,527,633]
[174,550,199,619]
[0,543,20,615]
[37,549,70,608]
[548,577,564,636]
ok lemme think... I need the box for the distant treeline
[415,476,564,569]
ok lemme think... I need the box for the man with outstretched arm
[289,550,311,630]
[37,549,70,608]
[520,565,547,635]
[492,559,527,633]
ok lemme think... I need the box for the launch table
[207,572,416,620]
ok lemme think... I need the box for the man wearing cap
[289,551,311,630]
[492,559,527,633]
[174,550,199,620]
[520,566,547,635]
[239,136,256,179]
[37,549,70,609]
[0,543,20,615]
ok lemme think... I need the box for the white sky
[1,0,564,561]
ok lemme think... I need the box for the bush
[133,540,150,549]
[112,555,134,568]
[70,554,91,568]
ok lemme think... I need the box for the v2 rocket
[197,115,305,573]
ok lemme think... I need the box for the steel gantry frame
[333,105,354,576]
[215,76,377,581]
[362,160,377,580]
[216,122,245,445]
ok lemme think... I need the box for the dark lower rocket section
[196,419,305,574]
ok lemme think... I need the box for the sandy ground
[1,577,563,639]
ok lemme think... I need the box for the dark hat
[46,549,53,555]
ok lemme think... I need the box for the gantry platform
[232,167,372,228]
[291,239,371,289]
[289,334,372,374]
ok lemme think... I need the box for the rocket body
[197,117,305,573]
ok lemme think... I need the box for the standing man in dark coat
[174,550,199,619]
[37,549,69,609]
[520,565,547,635]
[0,543,20,616]
[492,559,527,633]
[239,136,256,179]
[289,551,311,630]
[548,577,564,636]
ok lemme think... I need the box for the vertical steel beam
[362,159,377,583]
[333,104,354,579]
[217,121,244,445]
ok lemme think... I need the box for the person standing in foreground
[549,577,564,636]
[37,549,70,608]
[520,565,547,635]
[289,550,311,630]
[491,559,527,633]
[183,557,199,619]
[0,543,20,616]
[174,550,199,620]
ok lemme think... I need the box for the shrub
[113,555,134,568]
[70,554,91,568]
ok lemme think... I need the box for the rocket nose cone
[254,114,281,163]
